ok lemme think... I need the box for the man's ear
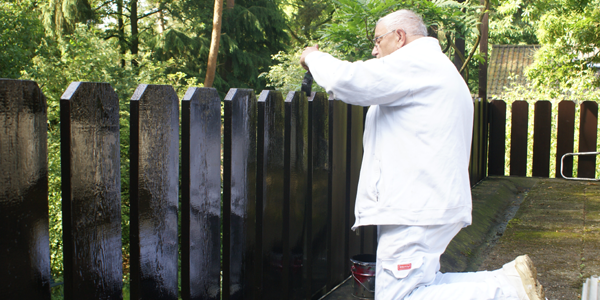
[396,30,405,48]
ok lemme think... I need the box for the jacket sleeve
[305,51,413,106]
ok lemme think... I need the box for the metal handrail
[560,152,600,181]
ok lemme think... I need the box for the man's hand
[300,44,319,71]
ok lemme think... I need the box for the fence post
[60,82,123,299]
[284,91,309,300]
[0,79,51,299]
[307,92,329,298]
[130,84,179,300]
[223,88,258,300]
[181,87,222,300]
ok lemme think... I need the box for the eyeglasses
[372,30,396,46]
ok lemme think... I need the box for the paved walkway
[479,178,600,299]
[324,177,600,299]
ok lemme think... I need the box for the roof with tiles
[487,45,540,97]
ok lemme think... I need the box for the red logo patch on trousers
[397,263,412,271]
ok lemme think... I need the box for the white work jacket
[305,37,474,229]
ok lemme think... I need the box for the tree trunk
[227,0,234,9]
[453,0,466,79]
[157,9,165,33]
[117,0,126,67]
[130,0,139,66]
[478,0,489,99]
[204,0,224,87]
[453,37,466,79]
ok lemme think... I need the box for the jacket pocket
[381,256,423,279]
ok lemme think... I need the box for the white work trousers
[376,223,519,300]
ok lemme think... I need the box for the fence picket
[347,104,364,267]
[308,92,330,298]
[0,79,51,299]
[181,87,222,300]
[479,98,489,180]
[359,106,377,256]
[532,101,552,177]
[471,98,481,185]
[556,101,576,178]
[510,101,529,176]
[284,91,309,300]
[60,82,123,299]
[488,100,506,176]
[256,90,286,299]
[130,84,179,300]
[223,88,258,300]
[578,101,598,178]
[328,98,348,288]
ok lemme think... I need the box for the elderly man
[300,9,545,300]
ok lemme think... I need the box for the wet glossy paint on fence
[60,82,123,299]
[328,99,348,288]
[1,79,494,300]
[284,91,309,300]
[347,104,364,269]
[223,89,257,300]
[181,87,222,300]
[257,90,286,299]
[308,92,330,298]
[0,79,51,299]
[130,84,179,300]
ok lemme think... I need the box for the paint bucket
[350,254,376,299]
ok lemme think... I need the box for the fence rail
[0,79,489,300]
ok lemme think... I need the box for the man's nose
[372,45,378,57]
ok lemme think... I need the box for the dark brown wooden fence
[0,79,489,300]
[488,99,599,179]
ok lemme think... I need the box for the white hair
[377,10,428,37]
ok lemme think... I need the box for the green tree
[283,0,335,45]
[0,1,44,78]
[217,0,289,91]
[264,0,484,92]
[140,0,289,94]
[525,0,600,95]
[491,0,600,95]
[323,0,482,61]
[41,0,96,36]
[488,0,539,45]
